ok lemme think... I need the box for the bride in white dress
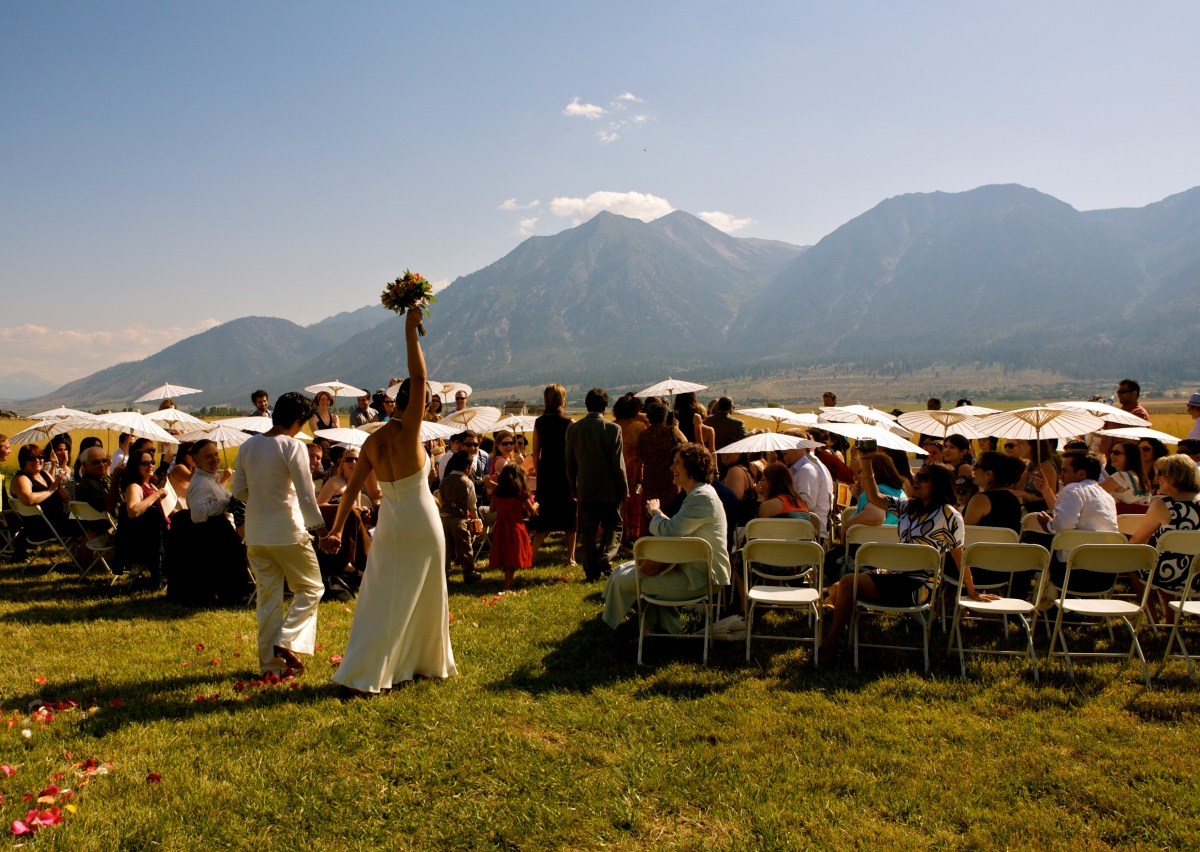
[325,308,456,692]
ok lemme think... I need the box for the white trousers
[247,542,324,675]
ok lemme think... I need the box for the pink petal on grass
[11,820,31,835]
[0,765,15,777]
[329,654,343,665]
[314,643,322,650]
[210,658,221,665]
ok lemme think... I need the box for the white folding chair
[1039,529,1129,636]
[940,526,1021,629]
[743,540,825,664]
[68,500,117,581]
[7,498,84,576]
[948,543,1050,680]
[743,517,815,542]
[1117,514,1147,537]
[964,525,1020,546]
[1153,531,1200,684]
[845,524,900,547]
[632,536,716,665]
[0,474,15,560]
[1048,543,1158,686]
[1020,513,1044,536]
[851,542,942,672]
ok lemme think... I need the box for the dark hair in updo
[393,378,431,413]
[674,442,716,483]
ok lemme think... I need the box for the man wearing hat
[1187,392,1200,440]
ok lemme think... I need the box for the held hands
[645,499,661,517]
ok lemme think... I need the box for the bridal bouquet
[381,270,437,336]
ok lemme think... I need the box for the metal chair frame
[850,542,943,673]
[632,536,716,666]
[742,539,826,665]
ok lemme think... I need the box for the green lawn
[1,541,1199,851]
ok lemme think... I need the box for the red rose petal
[194,644,205,651]
[233,682,245,692]
[35,676,47,685]
[146,773,161,784]
[0,765,15,777]
[109,698,123,708]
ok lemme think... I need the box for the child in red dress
[489,465,538,590]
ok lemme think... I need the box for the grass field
[2,535,1200,851]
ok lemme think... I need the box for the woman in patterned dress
[1130,454,1200,624]
[819,453,999,656]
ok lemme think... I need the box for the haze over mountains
[19,183,1200,411]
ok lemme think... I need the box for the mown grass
[2,537,1200,851]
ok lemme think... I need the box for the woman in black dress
[9,443,72,561]
[962,451,1032,595]
[529,383,577,566]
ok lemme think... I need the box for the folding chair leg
[637,605,647,666]
[1052,618,1076,680]
[921,614,930,674]
[852,611,860,672]
[744,603,755,661]
[1018,614,1039,682]
[702,603,710,665]
[1123,617,1150,687]
[813,605,822,668]
[1163,619,1198,684]
[947,599,963,654]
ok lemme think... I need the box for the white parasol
[896,410,991,440]
[947,404,1000,417]
[5,415,109,446]
[634,377,708,399]
[716,432,822,455]
[31,406,92,420]
[438,381,473,400]
[134,382,203,403]
[95,411,180,445]
[490,415,538,433]
[385,379,447,400]
[736,408,819,431]
[213,416,310,441]
[976,407,1105,466]
[314,427,368,448]
[145,408,212,432]
[358,420,459,442]
[1095,427,1180,445]
[819,406,912,438]
[440,406,500,433]
[178,424,251,448]
[1048,400,1152,427]
[813,420,927,455]
[304,380,368,398]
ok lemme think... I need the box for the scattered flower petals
[195,695,205,703]
[263,672,280,685]
[233,682,245,692]
[448,613,454,622]
[314,643,322,650]
[21,729,32,739]
[210,658,221,665]
[11,820,31,836]
[146,773,161,784]
[65,804,76,814]
[0,765,15,777]
[22,794,32,803]
[233,653,241,658]
[330,654,343,665]
[289,682,300,690]
[472,622,479,628]
[35,676,46,685]
[208,693,219,700]
[194,644,205,651]
[52,772,64,782]
[109,698,123,708]
[36,786,59,804]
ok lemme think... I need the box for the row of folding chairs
[5,496,119,582]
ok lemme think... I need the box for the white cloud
[596,129,619,143]
[617,92,643,102]
[563,97,605,119]
[432,278,452,293]
[550,191,674,224]
[498,198,539,210]
[0,320,221,384]
[698,211,756,233]
[517,217,539,235]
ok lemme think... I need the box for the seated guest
[73,436,103,479]
[821,453,998,655]
[306,442,325,484]
[1178,439,1200,464]
[706,397,747,451]
[167,441,196,511]
[374,394,398,423]
[318,448,379,512]
[439,451,482,583]
[1102,441,1149,505]
[309,391,340,432]
[1129,454,1200,623]
[1139,438,1170,491]
[1033,450,1119,601]
[115,448,168,589]
[963,452,1024,531]
[921,439,945,467]
[1017,439,1059,512]
[74,446,114,539]
[349,393,377,428]
[602,443,730,635]
[10,443,73,559]
[756,462,810,520]
[166,438,252,605]
[781,431,833,540]
[842,453,905,533]
[110,431,133,476]
[45,436,76,499]
[943,435,975,478]
[720,451,756,501]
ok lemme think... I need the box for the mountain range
[17,183,1200,411]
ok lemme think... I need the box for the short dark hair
[945,434,970,453]
[717,396,734,412]
[646,402,667,425]
[674,442,715,483]
[445,450,473,475]
[192,439,217,459]
[1063,450,1103,481]
[460,430,478,442]
[252,390,269,402]
[272,391,314,428]
[118,432,131,446]
[17,443,43,467]
[585,388,609,413]
[1178,439,1200,456]
[976,451,1022,487]
[956,398,971,407]
[1119,378,1141,395]
[927,398,942,409]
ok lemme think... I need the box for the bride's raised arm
[400,306,428,451]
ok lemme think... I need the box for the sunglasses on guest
[463,442,479,448]
[499,440,514,446]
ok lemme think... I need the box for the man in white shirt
[232,392,333,677]
[188,439,237,526]
[1187,392,1200,441]
[109,432,132,476]
[781,430,833,539]
[438,434,464,480]
[1035,450,1119,595]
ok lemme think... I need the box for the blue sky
[3,1,1199,382]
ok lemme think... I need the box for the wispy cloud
[517,217,539,235]
[432,278,452,293]
[563,97,605,119]
[550,191,674,224]
[0,320,221,384]
[596,129,620,144]
[498,198,539,210]
[698,211,756,233]
[617,92,643,102]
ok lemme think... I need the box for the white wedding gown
[332,457,457,691]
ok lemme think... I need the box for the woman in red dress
[489,464,537,590]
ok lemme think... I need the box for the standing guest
[426,394,443,421]
[613,395,647,545]
[706,397,747,451]
[927,398,942,411]
[115,449,169,589]
[1100,378,1151,454]
[374,395,397,423]
[1129,454,1200,623]
[781,430,833,540]
[1187,392,1200,440]
[460,430,490,503]
[529,384,578,566]
[1034,450,1119,599]
[602,444,730,634]
[9,444,72,560]
[439,451,482,583]
[956,398,973,408]
[485,429,517,490]
[673,392,716,453]
[350,394,377,428]
[110,432,132,476]
[1178,439,1200,464]
[1102,441,1149,505]
[822,391,837,408]
[637,402,684,512]
[565,388,628,581]
[489,464,537,591]
[454,390,468,411]
[250,390,271,418]
[438,433,464,480]
[167,442,196,510]
[231,392,331,677]
[309,391,340,432]
[943,435,976,478]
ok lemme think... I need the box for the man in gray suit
[705,396,747,451]
[565,388,628,581]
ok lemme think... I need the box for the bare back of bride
[326,308,456,692]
